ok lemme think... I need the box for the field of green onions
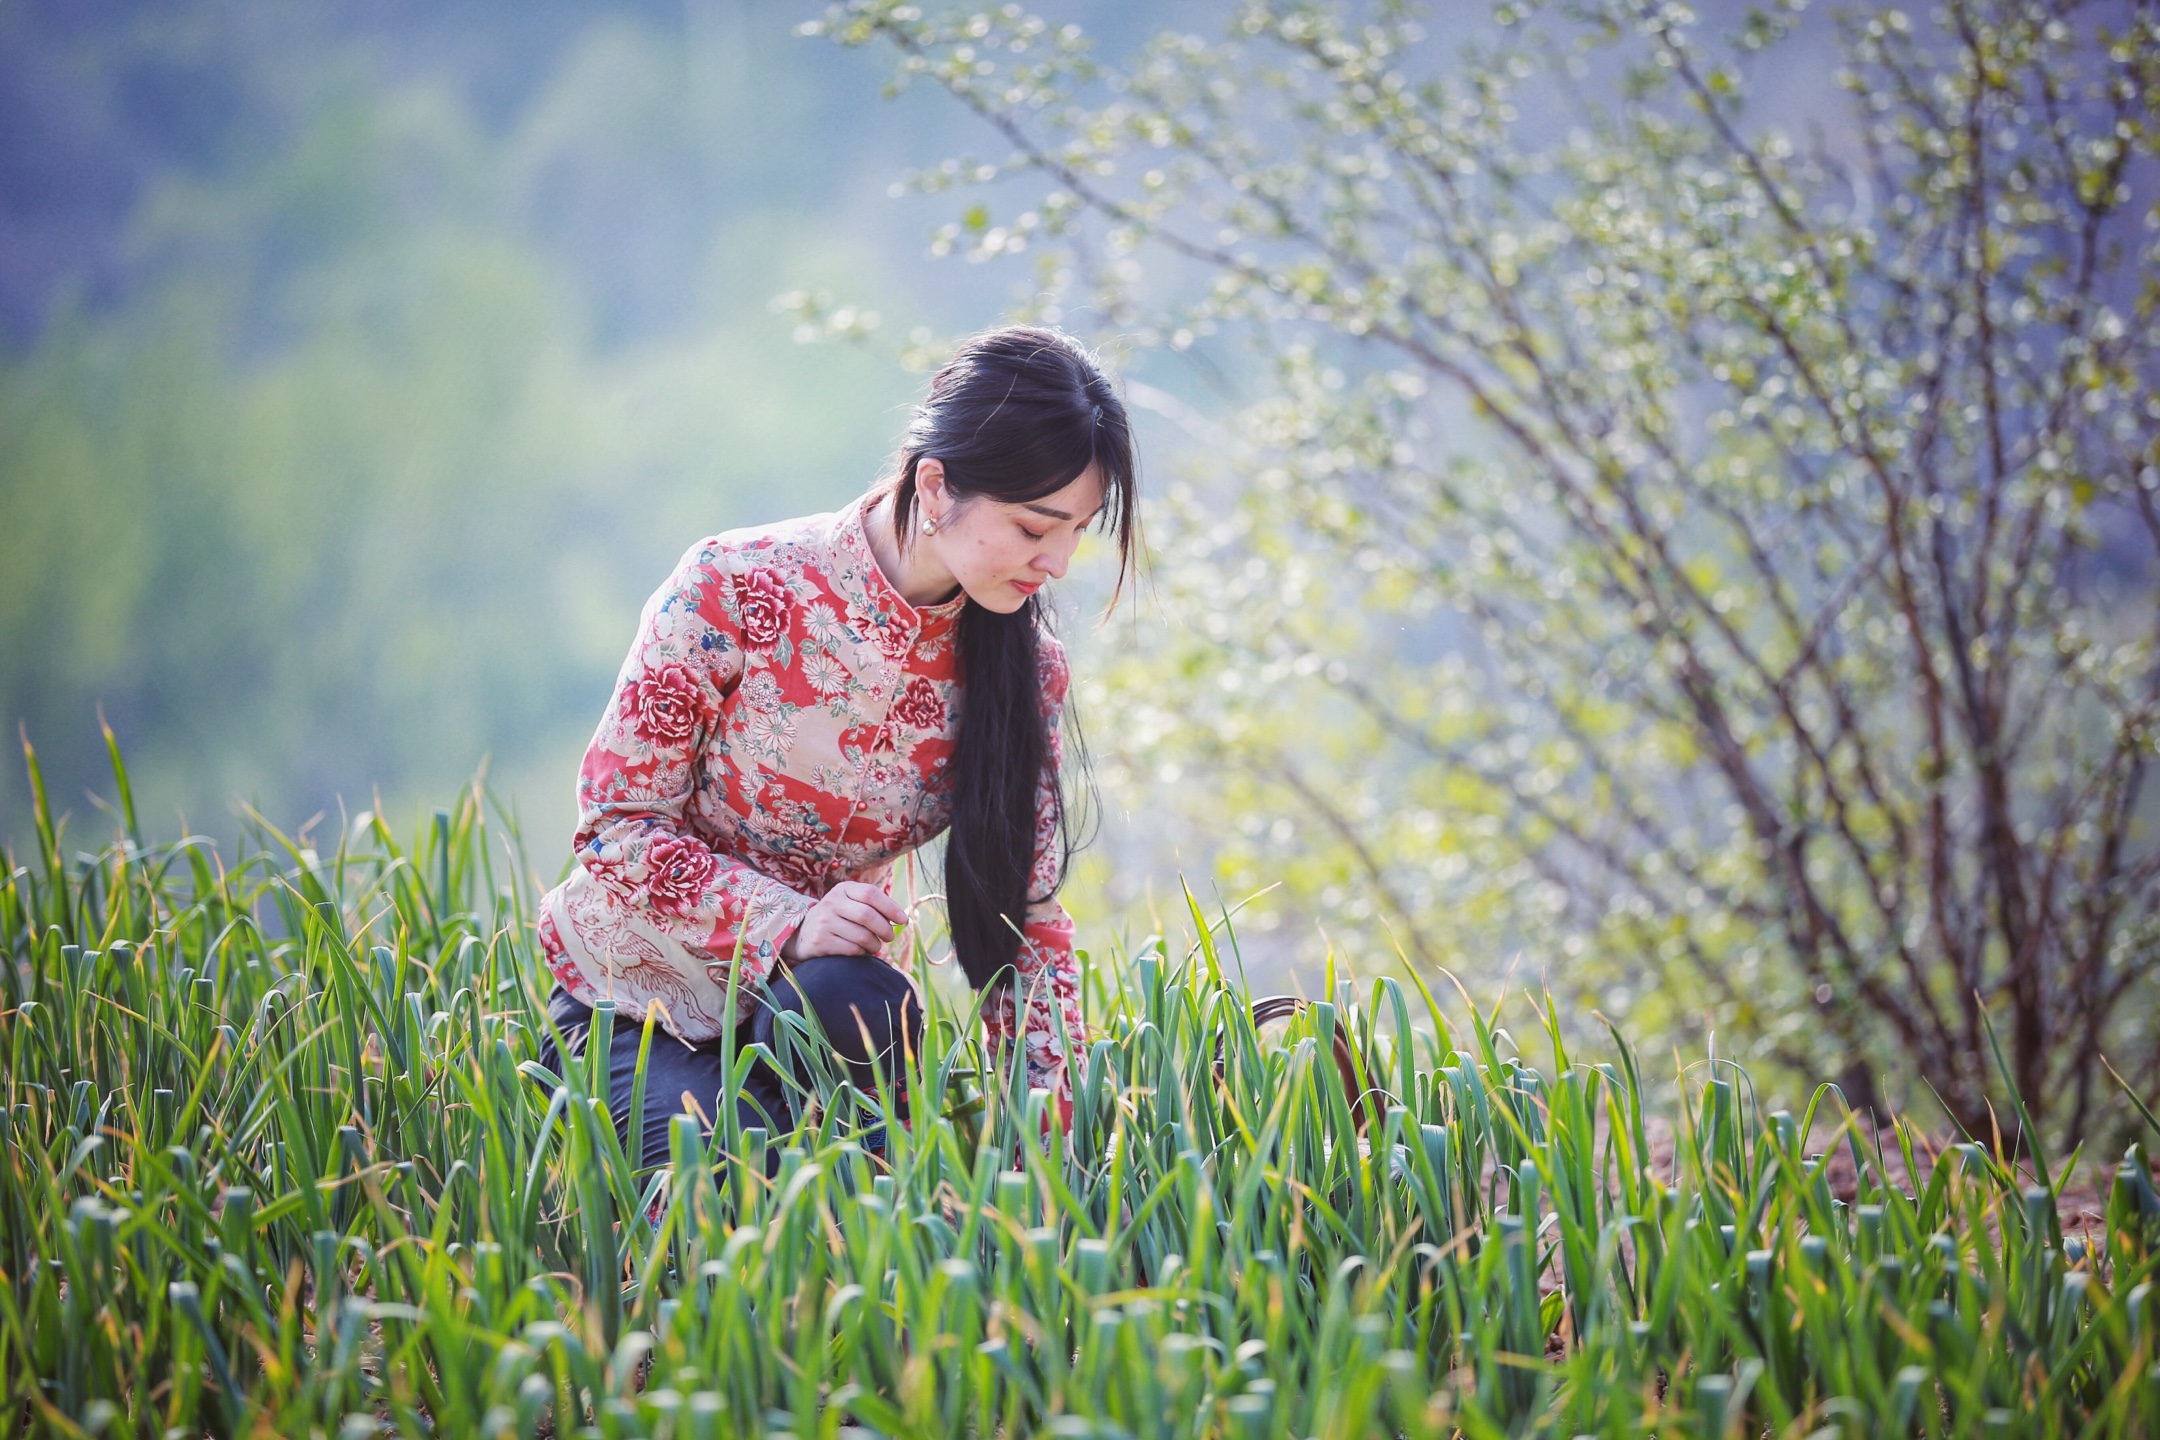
[5,741,2160,1439]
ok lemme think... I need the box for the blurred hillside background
[0,0,1176,865]
[0,0,1830,884]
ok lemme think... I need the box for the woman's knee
[766,955,922,1065]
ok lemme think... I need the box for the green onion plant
[3,735,2157,1437]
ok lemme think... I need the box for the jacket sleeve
[980,637,1087,1115]
[539,541,813,1041]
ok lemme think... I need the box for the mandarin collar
[827,493,968,644]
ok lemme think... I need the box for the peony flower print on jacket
[538,497,1086,1105]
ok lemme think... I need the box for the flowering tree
[817,0,2160,1137]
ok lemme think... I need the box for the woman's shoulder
[667,507,848,583]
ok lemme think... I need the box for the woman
[535,326,1136,1165]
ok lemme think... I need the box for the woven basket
[1236,995,1370,1133]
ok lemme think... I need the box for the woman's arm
[541,541,814,1039]
[981,638,1088,1116]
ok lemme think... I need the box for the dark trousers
[537,954,922,1168]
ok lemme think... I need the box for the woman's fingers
[807,912,886,956]
[836,897,898,937]
[803,924,858,956]
[832,884,906,927]
[834,915,889,953]
[830,923,884,955]
[791,885,907,960]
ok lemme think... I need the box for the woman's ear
[916,457,949,524]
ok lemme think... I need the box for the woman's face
[918,458,1107,614]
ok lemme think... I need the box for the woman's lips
[1012,578,1043,595]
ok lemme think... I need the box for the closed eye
[1019,523,1048,541]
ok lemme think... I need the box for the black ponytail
[884,327,1137,990]
[945,596,1048,990]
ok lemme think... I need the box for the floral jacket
[537,496,1086,1102]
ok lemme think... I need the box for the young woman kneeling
[534,327,1137,1163]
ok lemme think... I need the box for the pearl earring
[922,516,937,535]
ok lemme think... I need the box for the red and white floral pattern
[538,497,1086,1104]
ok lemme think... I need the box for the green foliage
[6,739,2160,1436]
[819,0,2160,1142]
[0,4,928,853]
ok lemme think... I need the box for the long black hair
[884,327,1137,991]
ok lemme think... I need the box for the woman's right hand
[781,881,909,962]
